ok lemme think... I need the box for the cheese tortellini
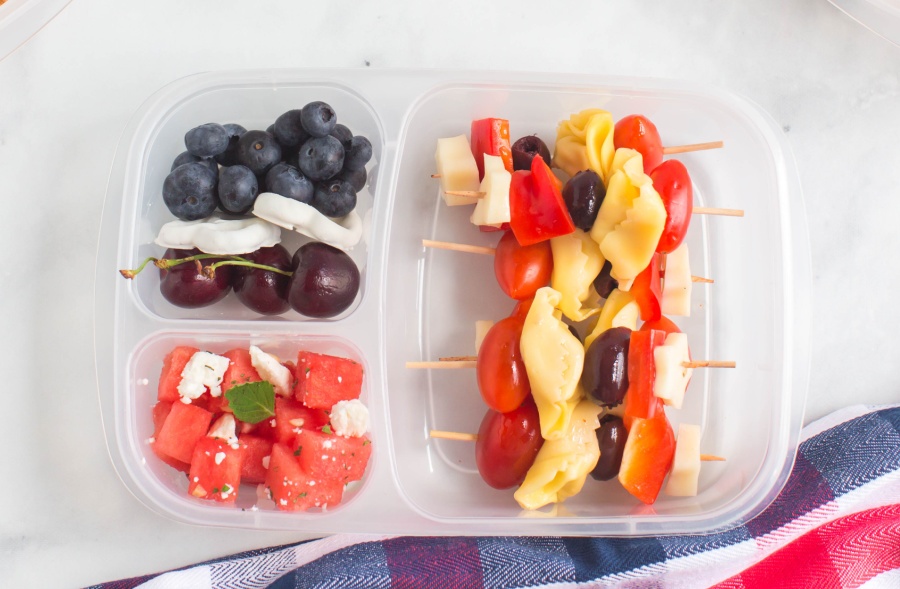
[550,229,604,322]
[520,287,585,441]
[553,108,615,184]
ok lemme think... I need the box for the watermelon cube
[158,346,200,403]
[265,443,343,511]
[154,401,213,464]
[240,434,274,485]
[294,352,364,409]
[295,427,372,484]
[188,437,245,503]
[222,348,262,394]
[274,397,328,444]
[150,401,190,473]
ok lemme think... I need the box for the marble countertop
[1,0,898,586]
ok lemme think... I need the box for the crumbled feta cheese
[208,414,238,445]
[215,452,226,465]
[178,351,230,401]
[147,437,155,444]
[249,345,292,397]
[279,499,287,506]
[329,399,369,437]
[262,456,270,469]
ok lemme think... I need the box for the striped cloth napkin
[91,404,900,589]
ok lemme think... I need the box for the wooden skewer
[423,240,714,283]
[406,360,477,369]
[683,360,735,368]
[422,239,496,255]
[692,207,744,217]
[429,430,725,461]
[662,141,724,155]
[444,190,485,198]
[439,355,477,362]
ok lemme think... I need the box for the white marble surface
[1,0,898,587]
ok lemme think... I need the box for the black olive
[582,326,631,407]
[590,415,628,481]
[511,135,551,171]
[562,169,605,232]
[593,260,618,300]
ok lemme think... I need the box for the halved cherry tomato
[509,297,534,322]
[476,316,531,413]
[475,397,544,489]
[614,115,663,175]
[631,253,662,322]
[618,411,676,504]
[650,160,693,254]
[494,230,553,300]
[623,328,666,430]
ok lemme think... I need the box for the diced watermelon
[158,346,200,403]
[222,348,262,393]
[266,443,343,511]
[295,428,372,484]
[240,434,274,485]
[294,351,364,410]
[154,401,213,464]
[150,401,190,473]
[274,397,328,444]
[188,437,245,503]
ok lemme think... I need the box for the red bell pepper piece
[631,253,662,322]
[623,328,667,430]
[618,411,676,504]
[479,222,511,233]
[471,118,514,179]
[640,314,681,336]
[651,160,693,254]
[509,156,576,246]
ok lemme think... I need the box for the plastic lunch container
[828,0,900,46]
[94,69,811,536]
[0,0,73,62]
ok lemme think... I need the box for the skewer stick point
[431,173,442,178]
[693,207,744,217]
[692,276,715,284]
[663,141,724,155]
[439,355,478,362]
[422,239,496,256]
[407,360,477,369]
[430,430,478,441]
[683,360,736,369]
[444,190,485,199]
[700,454,726,462]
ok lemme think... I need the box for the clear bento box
[828,0,900,47]
[94,69,811,535]
[0,0,74,62]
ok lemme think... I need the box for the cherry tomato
[476,316,531,413]
[475,397,544,489]
[509,297,534,322]
[650,160,693,254]
[494,230,553,300]
[613,115,663,175]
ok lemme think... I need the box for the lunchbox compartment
[120,80,385,322]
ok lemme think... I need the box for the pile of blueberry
[163,101,373,221]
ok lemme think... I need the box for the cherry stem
[203,259,293,280]
[119,256,157,279]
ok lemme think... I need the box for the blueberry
[329,124,353,150]
[236,130,282,176]
[300,101,337,138]
[218,165,259,214]
[273,109,311,149]
[171,151,218,175]
[297,135,344,181]
[215,123,247,166]
[343,135,373,170]
[184,123,230,158]
[312,180,357,218]
[337,165,367,193]
[265,163,314,204]
[163,163,218,221]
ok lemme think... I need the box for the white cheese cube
[665,423,702,497]
[435,135,480,206]
[661,242,692,317]
[330,399,369,438]
[470,155,511,227]
[653,333,692,409]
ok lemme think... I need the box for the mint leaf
[321,424,333,435]
[225,381,276,424]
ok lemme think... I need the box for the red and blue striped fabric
[90,405,900,589]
